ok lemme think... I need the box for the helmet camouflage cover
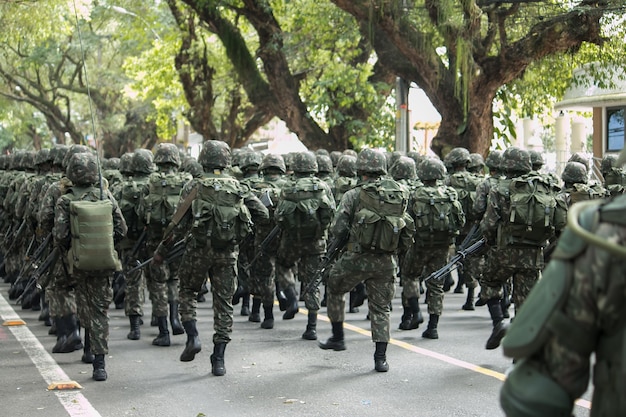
[445,147,471,167]
[468,153,485,170]
[390,156,417,180]
[316,154,334,174]
[501,147,531,174]
[66,152,100,186]
[119,153,134,175]
[239,151,263,171]
[62,145,91,169]
[529,150,544,168]
[291,151,318,173]
[132,149,155,174]
[568,152,590,170]
[601,154,618,175]
[356,148,387,175]
[418,157,446,181]
[259,153,286,174]
[198,140,231,170]
[561,161,588,184]
[336,155,357,177]
[485,150,503,171]
[154,143,181,167]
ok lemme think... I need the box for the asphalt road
[0,280,592,417]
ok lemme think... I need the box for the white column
[555,112,569,176]
[571,118,586,154]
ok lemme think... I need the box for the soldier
[53,152,127,381]
[500,153,626,417]
[316,154,336,196]
[116,150,155,340]
[274,151,336,340]
[480,147,556,350]
[319,148,414,372]
[138,143,191,346]
[246,153,288,328]
[152,140,268,376]
[467,153,486,176]
[400,157,464,336]
[600,154,626,196]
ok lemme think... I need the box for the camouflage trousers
[249,251,276,306]
[236,237,255,292]
[326,251,396,343]
[276,242,323,312]
[402,245,449,316]
[482,246,543,312]
[122,245,149,317]
[176,245,237,344]
[144,239,178,317]
[74,271,113,355]
[46,257,77,318]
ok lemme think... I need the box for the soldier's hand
[151,253,164,266]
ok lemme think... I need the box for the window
[607,107,625,152]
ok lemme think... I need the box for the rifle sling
[162,186,198,239]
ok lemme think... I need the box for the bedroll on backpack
[144,172,185,227]
[69,199,122,273]
[412,186,465,245]
[352,179,412,253]
[501,176,556,246]
[569,183,606,205]
[190,177,252,249]
[275,177,334,241]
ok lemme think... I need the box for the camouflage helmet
[119,153,134,175]
[356,148,387,175]
[21,151,37,170]
[568,152,590,171]
[66,152,99,186]
[406,151,424,166]
[133,149,155,174]
[342,149,357,158]
[561,161,588,184]
[501,147,531,174]
[51,144,70,167]
[182,158,203,178]
[330,151,342,167]
[389,151,404,169]
[259,153,286,174]
[485,150,503,171]
[529,150,544,168]
[601,154,618,175]
[316,154,334,174]
[283,152,297,172]
[291,151,318,173]
[336,155,357,177]
[62,145,91,169]
[390,156,417,180]
[239,151,263,171]
[198,140,231,170]
[9,151,23,170]
[154,143,181,167]
[418,157,447,181]
[468,153,485,171]
[103,157,120,170]
[445,147,471,167]
[35,148,53,166]
[231,148,246,167]
[315,148,330,157]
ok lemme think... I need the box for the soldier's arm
[106,189,128,243]
[244,192,270,226]
[52,196,71,250]
[479,187,500,243]
[330,188,357,239]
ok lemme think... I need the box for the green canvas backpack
[143,171,187,228]
[412,185,465,245]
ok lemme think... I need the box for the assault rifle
[244,225,281,272]
[0,220,27,272]
[423,237,486,283]
[113,230,148,306]
[8,233,52,301]
[125,239,186,276]
[303,234,349,296]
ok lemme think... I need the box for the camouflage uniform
[480,147,552,350]
[153,140,268,376]
[601,154,626,196]
[274,151,336,340]
[53,152,127,381]
[138,143,192,346]
[401,157,464,338]
[501,193,626,417]
[247,153,288,328]
[320,148,414,373]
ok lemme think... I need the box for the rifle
[303,234,349,296]
[113,230,148,306]
[244,225,280,272]
[8,234,52,301]
[1,220,26,267]
[125,239,186,276]
[423,237,486,283]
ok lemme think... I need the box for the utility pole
[395,77,410,153]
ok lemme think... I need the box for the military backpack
[412,185,465,246]
[142,171,188,228]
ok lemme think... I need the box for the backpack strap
[162,185,198,239]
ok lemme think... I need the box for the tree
[172,0,396,151]
[331,0,626,156]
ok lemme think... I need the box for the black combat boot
[462,287,475,311]
[150,313,158,327]
[276,283,288,311]
[422,314,439,339]
[48,316,57,335]
[398,304,412,330]
[374,342,389,372]
[92,354,107,381]
[58,315,83,353]
[348,289,359,313]
[169,302,184,335]
[282,286,299,320]
[241,292,250,316]
[52,317,66,353]
[231,285,245,305]
[210,342,227,376]
[261,304,274,329]
[408,297,423,329]
[180,320,201,362]
[454,277,464,294]
[442,274,454,292]
[81,330,95,364]
[302,311,317,340]
[486,299,508,350]
[127,315,141,340]
[249,298,262,323]
[319,321,346,351]
[152,316,170,346]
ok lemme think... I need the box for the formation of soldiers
[1,142,624,385]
